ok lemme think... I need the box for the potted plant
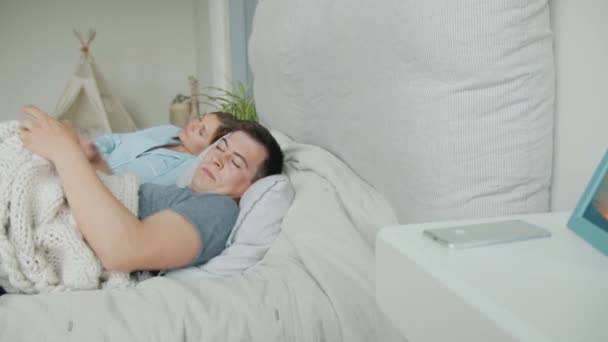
[170,79,259,126]
[198,82,259,122]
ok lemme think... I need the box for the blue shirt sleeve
[95,133,121,155]
[95,125,187,185]
[95,125,181,155]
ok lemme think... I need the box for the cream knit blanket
[0,121,140,294]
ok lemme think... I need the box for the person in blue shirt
[18,105,284,272]
[81,111,239,185]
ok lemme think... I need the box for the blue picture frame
[568,149,608,256]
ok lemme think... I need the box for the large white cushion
[249,0,554,223]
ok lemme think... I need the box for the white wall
[0,0,231,128]
[194,0,232,93]
[551,0,608,210]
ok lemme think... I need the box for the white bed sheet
[0,131,405,342]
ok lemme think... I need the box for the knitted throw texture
[0,121,140,294]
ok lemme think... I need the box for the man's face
[179,113,222,154]
[190,131,267,200]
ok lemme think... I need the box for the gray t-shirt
[138,184,239,267]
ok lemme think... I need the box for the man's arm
[19,105,201,272]
[55,151,201,271]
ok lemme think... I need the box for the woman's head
[178,111,239,154]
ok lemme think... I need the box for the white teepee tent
[53,30,137,135]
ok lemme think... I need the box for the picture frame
[568,149,608,256]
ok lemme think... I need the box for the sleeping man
[18,105,284,273]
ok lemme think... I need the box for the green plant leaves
[198,82,259,122]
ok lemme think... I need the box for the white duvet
[0,131,405,342]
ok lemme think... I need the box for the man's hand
[19,105,84,163]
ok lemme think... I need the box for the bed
[2,0,605,340]
[0,130,404,341]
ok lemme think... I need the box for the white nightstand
[376,212,608,342]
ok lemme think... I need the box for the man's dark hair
[207,111,240,143]
[236,120,284,181]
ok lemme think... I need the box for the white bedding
[0,121,143,293]
[0,131,404,342]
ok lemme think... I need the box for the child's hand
[79,134,100,161]
[19,105,83,163]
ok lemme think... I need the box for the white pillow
[227,174,293,247]
[200,175,293,276]
[166,174,294,279]
[249,0,554,223]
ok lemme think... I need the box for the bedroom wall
[550,0,608,211]
[0,0,232,128]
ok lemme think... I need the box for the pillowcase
[199,174,293,276]
[166,174,294,279]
